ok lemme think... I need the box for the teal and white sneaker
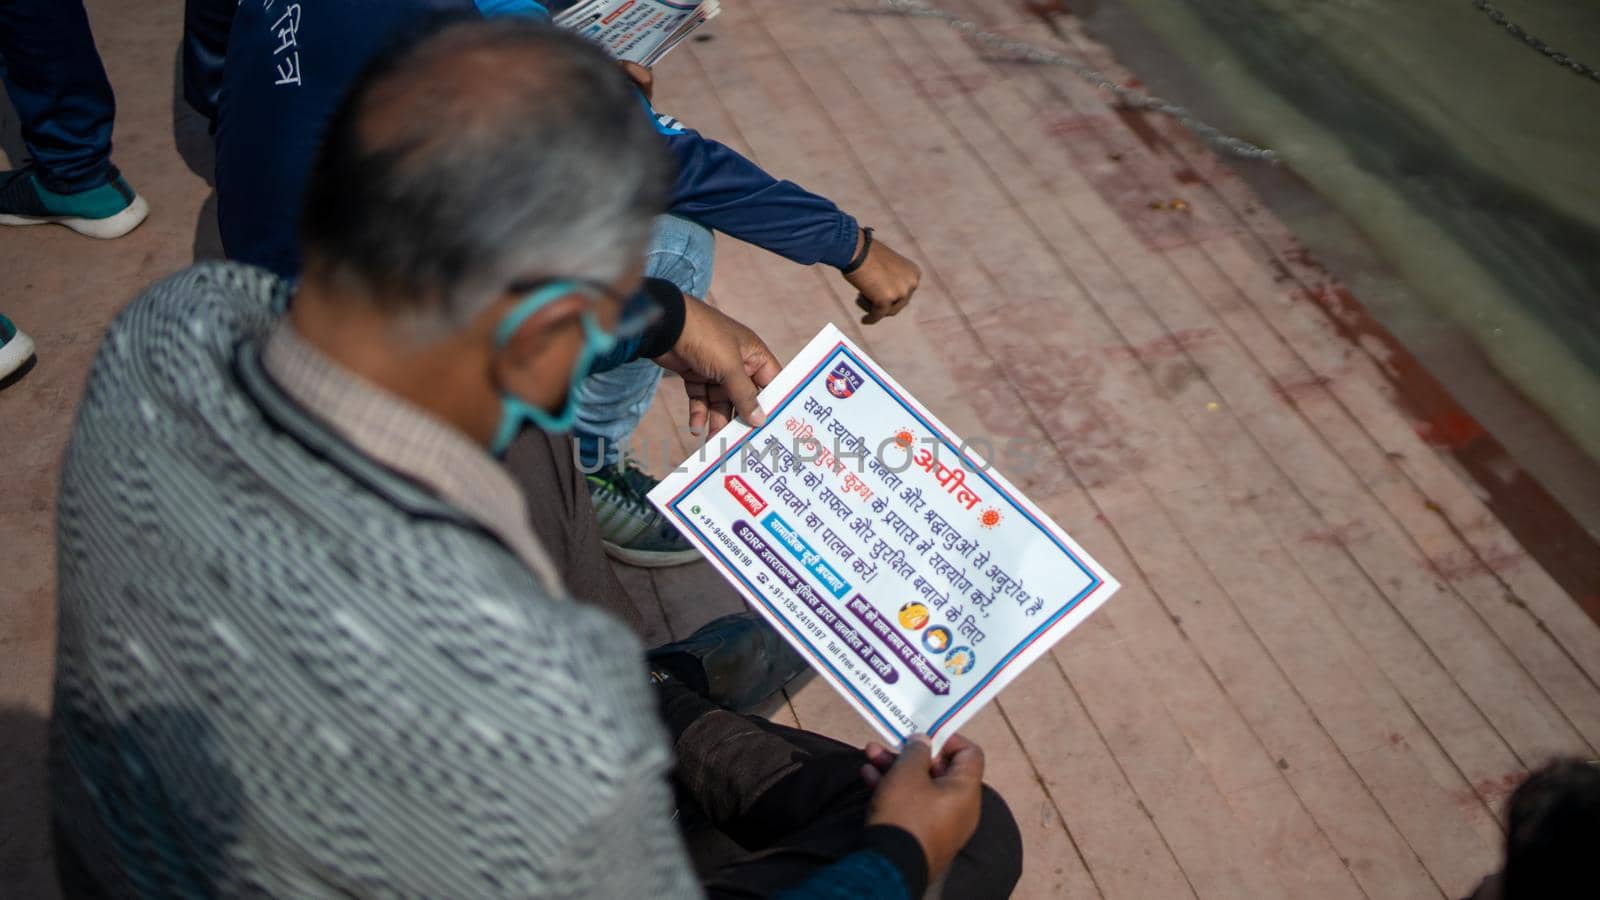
[588,462,702,568]
[0,314,36,381]
[0,166,149,240]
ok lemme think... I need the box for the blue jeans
[575,215,715,470]
[0,0,116,192]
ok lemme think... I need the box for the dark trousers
[0,0,116,192]
[661,686,1022,899]
[181,0,235,128]
[504,431,1024,898]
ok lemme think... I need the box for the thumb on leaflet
[892,734,934,775]
[939,740,985,784]
[726,367,767,427]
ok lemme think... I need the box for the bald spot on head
[353,29,580,179]
[297,18,670,330]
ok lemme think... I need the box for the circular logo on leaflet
[898,602,930,631]
[826,361,864,399]
[922,626,952,654]
[944,646,976,676]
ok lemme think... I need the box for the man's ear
[488,294,587,399]
[490,311,547,391]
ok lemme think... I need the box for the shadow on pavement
[169,45,223,264]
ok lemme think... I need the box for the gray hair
[299,18,673,330]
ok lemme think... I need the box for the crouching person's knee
[936,785,1023,899]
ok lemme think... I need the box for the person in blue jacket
[210,0,922,568]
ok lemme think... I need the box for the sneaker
[588,462,702,568]
[0,314,35,381]
[647,613,808,713]
[0,166,149,239]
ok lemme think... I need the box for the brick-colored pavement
[4,2,1598,898]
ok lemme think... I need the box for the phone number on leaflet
[782,583,917,732]
[699,515,754,568]
[701,512,916,732]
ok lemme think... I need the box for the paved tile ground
[3,1,1598,898]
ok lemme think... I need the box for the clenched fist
[845,231,921,325]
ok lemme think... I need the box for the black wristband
[842,226,875,275]
[637,277,688,359]
[859,824,930,899]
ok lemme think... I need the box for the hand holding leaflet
[556,0,721,66]
[649,324,1121,750]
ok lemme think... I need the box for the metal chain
[1472,1,1600,85]
[874,0,1281,162]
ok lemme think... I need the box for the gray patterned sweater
[51,263,701,898]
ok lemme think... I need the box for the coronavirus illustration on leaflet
[649,324,1119,749]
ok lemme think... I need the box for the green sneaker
[0,314,35,381]
[587,462,702,568]
[0,166,149,239]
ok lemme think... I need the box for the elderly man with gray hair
[50,18,1021,900]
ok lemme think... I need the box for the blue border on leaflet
[669,343,1105,739]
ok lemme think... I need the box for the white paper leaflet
[556,0,720,66]
[650,325,1121,749]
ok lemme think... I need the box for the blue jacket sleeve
[475,0,861,268]
[766,851,910,900]
[649,103,861,269]
[473,0,551,17]
[723,825,925,900]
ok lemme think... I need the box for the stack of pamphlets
[557,0,721,66]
